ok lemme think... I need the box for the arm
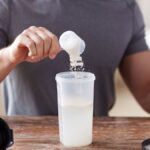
[0,26,61,83]
[0,47,17,82]
[119,51,150,113]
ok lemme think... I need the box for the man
[0,0,149,116]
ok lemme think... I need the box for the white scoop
[59,31,85,65]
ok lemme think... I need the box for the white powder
[59,31,85,71]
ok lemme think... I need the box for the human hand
[7,26,61,64]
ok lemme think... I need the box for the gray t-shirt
[0,0,148,116]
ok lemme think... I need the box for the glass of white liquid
[55,71,95,147]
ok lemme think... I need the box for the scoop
[59,31,86,62]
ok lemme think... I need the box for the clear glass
[55,71,95,147]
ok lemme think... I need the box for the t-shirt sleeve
[0,0,10,48]
[125,1,149,56]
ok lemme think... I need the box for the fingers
[17,26,61,62]
[15,34,37,57]
[38,27,61,59]
[28,26,52,57]
[23,28,44,60]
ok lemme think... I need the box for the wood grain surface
[1,116,150,150]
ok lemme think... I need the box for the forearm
[127,82,150,113]
[0,47,17,82]
[124,77,150,113]
[139,92,150,113]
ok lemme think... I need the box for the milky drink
[58,101,93,147]
[55,72,95,147]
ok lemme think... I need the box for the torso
[5,0,133,116]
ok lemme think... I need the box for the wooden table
[1,116,150,150]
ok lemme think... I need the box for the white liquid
[58,103,93,147]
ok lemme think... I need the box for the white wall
[137,0,150,27]
[137,0,150,48]
[0,84,5,115]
